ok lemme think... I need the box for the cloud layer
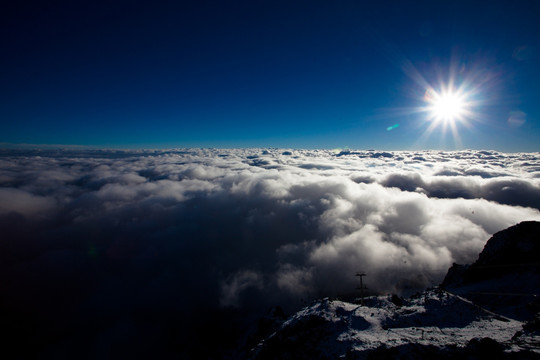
[1,148,539,357]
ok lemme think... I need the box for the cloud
[1,148,539,356]
[381,174,540,210]
[0,187,57,217]
[220,270,264,307]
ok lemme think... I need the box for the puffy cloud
[276,264,314,295]
[1,148,539,357]
[0,188,56,216]
[220,270,264,307]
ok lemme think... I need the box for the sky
[1,1,540,150]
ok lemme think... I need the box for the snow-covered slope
[247,222,540,359]
[248,290,538,359]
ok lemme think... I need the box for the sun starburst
[417,78,479,148]
[424,86,470,126]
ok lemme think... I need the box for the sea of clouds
[1,148,539,357]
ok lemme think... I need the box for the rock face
[474,221,540,267]
[442,221,540,320]
[443,221,540,285]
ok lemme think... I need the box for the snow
[249,288,536,359]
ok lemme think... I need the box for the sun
[432,93,464,120]
[401,62,487,148]
[415,80,478,148]
[424,88,468,124]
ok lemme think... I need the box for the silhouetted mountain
[442,221,540,320]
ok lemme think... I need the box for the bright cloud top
[1,148,539,355]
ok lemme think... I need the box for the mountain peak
[473,221,540,269]
[248,222,540,359]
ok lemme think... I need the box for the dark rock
[440,263,469,288]
[390,294,404,307]
[251,315,332,360]
[442,221,540,285]
[441,221,540,321]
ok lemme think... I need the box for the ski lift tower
[355,272,367,306]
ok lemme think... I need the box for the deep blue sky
[1,0,539,150]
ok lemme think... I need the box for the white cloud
[1,148,539,353]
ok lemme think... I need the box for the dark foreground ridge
[442,221,540,321]
[247,221,540,359]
